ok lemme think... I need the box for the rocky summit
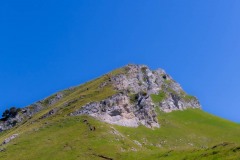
[71,64,201,128]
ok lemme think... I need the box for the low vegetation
[151,91,166,103]
[0,67,239,159]
[1,109,240,160]
[1,107,21,121]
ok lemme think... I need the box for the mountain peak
[4,64,239,160]
[71,64,201,128]
[0,64,201,131]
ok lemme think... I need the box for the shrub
[162,74,167,79]
[141,67,148,74]
[129,94,139,104]
[1,107,21,120]
[140,91,147,96]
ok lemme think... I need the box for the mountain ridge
[0,64,200,130]
[0,64,240,160]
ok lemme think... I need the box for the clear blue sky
[0,1,240,122]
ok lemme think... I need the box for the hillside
[0,64,240,160]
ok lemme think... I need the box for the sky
[0,0,240,122]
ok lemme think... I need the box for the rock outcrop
[72,64,201,128]
[1,134,18,145]
[0,93,64,132]
[71,92,159,128]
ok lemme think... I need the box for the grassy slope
[117,109,240,159]
[0,67,240,159]
[1,109,240,160]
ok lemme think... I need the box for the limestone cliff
[71,64,201,128]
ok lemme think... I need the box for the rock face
[72,64,201,128]
[71,92,159,128]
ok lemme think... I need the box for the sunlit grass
[1,66,240,159]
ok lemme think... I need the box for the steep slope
[1,109,240,160]
[0,64,239,160]
[71,64,200,128]
[0,64,200,131]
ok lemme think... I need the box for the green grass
[1,66,240,159]
[0,67,118,142]
[179,91,197,102]
[151,91,166,103]
[164,79,172,85]
[1,109,240,160]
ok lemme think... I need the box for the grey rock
[48,93,63,105]
[2,134,18,145]
[0,92,64,132]
[111,64,201,111]
[0,148,6,152]
[71,92,159,128]
[72,64,201,128]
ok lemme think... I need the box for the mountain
[0,64,240,160]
